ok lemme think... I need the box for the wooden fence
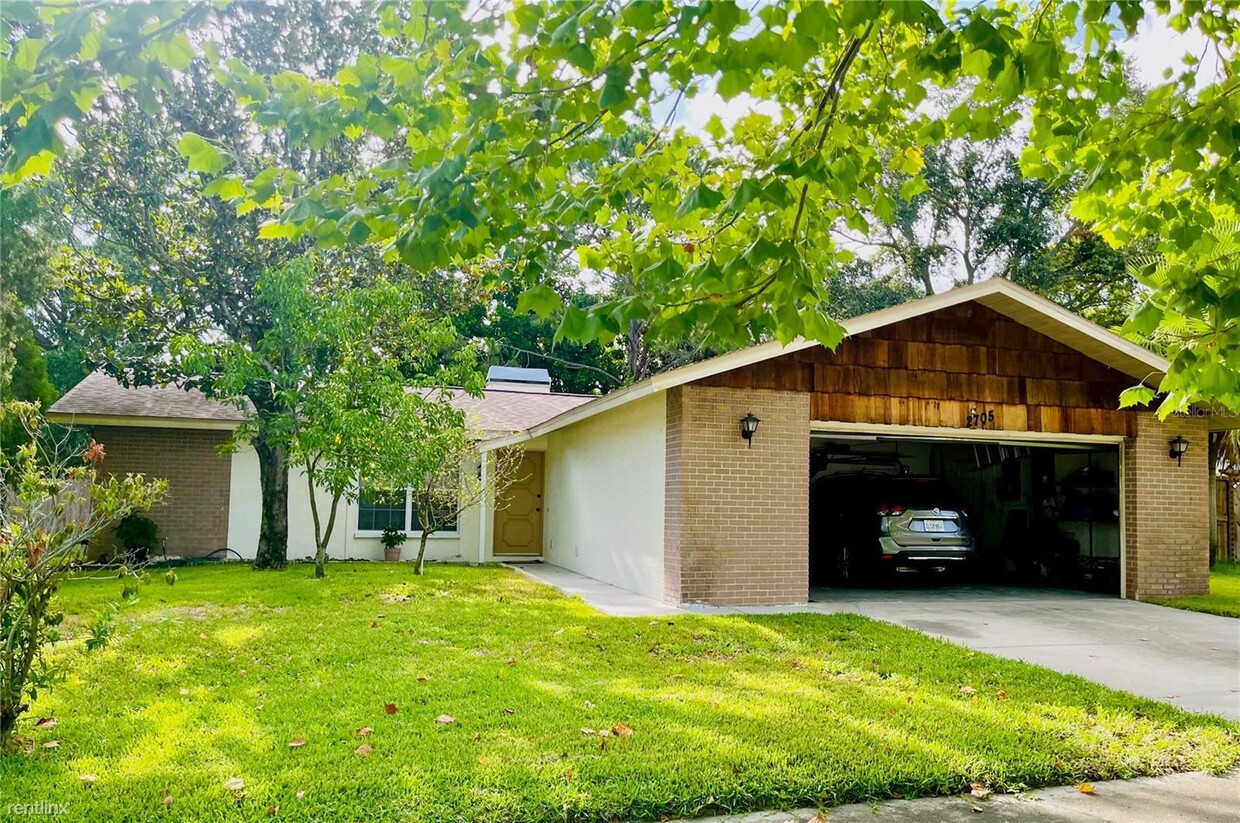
[1217,478,1237,562]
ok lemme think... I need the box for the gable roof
[47,371,595,436]
[48,372,249,429]
[484,278,1169,449]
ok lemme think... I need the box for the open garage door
[809,431,1123,596]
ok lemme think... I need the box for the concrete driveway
[802,587,1240,719]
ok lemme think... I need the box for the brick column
[663,385,810,606]
[1123,413,1210,598]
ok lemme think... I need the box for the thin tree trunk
[253,437,289,570]
[415,531,430,576]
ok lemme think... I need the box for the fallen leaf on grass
[959,686,977,697]
[969,783,991,799]
[355,743,373,756]
[580,727,596,736]
[288,738,306,748]
[996,689,1008,700]
[435,714,455,724]
[266,806,279,815]
[356,726,373,737]
[163,796,174,808]
[583,700,595,710]
[79,775,96,786]
[295,791,305,800]
[369,621,378,629]
[502,708,514,716]
[506,657,516,665]
[384,702,398,715]
[612,722,634,737]
[1079,783,1096,794]
[42,740,60,749]
[179,688,190,696]
[416,676,429,683]
[224,777,245,793]
[35,717,56,729]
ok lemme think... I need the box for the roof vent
[486,366,552,393]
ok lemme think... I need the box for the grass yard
[2,565,1238,823]
[1147,561,1240,618]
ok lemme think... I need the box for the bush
[1,403,167,749]
[113,513,160,561]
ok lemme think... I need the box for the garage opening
[809,433,1122,596]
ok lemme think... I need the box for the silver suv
[810,473,977,585]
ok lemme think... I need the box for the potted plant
[380,524,406,562]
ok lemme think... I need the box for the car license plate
[923,519,945,532]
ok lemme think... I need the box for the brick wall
[92,425,233,559]
[1123,413,1210,598]
[663,385,810,606]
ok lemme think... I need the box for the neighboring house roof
[47,371,596,436]
[435,388,595,436]
[484,278,1173,449]
[48,372,248,430]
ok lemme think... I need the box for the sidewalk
[670,771,1240,823]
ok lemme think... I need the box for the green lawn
[1148,561,1240,618]
[2,565,1237,822]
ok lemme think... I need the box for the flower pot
[383,546,402,562]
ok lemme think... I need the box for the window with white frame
[356,485,458,534]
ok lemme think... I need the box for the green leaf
[566,42,595,72]
[899,176,929,201]
[598,64,630,110]
[515,284,562,318]
[717,69,750,101]
[176,132,229,175]
[257,222,298,240]
[675,183,724,218]
[1118,385,1156,409]
[149,32,194,70]
[202,176,246,200]
[709,1,747,37]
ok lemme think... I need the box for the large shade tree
[3,1,1239,416]
[5,1,415,568]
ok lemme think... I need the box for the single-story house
[51,279,1235,605]
[48,367,594,564]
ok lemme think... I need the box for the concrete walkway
[672,770,1240,822]
[513,564,1240,719]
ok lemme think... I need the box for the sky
[663,12,1225,137]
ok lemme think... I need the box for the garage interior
[809,433,1122,595]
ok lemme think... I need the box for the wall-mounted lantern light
[1169,435,1189,465]
[740,412,761,448]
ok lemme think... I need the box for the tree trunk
[415,531,430,576]
[253,437,289,570]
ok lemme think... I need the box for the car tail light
[880,554,895,561]
[877,505,905,516]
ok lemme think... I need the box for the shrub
[0,403,167,749]
[113,513,160,561]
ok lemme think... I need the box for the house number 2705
[966,406,996,429]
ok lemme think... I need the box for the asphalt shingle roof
[48,372,596,435]
[48,372,248,423]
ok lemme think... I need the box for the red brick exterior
[92,425,233,559]
[663,385,810,606]
[1123,413,1210,598]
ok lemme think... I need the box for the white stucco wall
[541,392,666,600]
[225,443,478,563]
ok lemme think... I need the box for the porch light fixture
[740,412,761,448]
[1169,435,1190,465]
